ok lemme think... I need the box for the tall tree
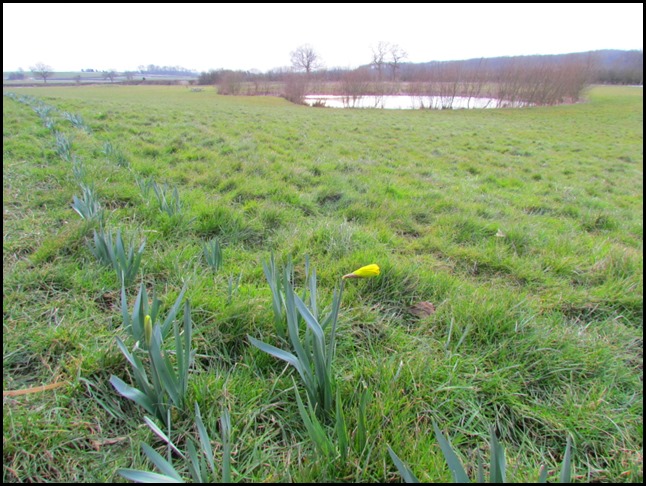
[290,44,322,74]
[30,62,53,83]
[371,41,390,80]
[389,44,408,81]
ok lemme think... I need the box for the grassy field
[3,85,642,482]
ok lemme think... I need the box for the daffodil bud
[144,314,153,347]
[342,263,380,279]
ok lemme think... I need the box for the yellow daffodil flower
[342,263,380,280]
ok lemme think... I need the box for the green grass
[3,85,643,482]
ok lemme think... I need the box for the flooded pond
[304,95,531,110]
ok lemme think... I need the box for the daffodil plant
[250,259,346,416]
[121,282,187,346]
[110,300,194,426]
[388,424,573,483]
[118,403,233,483]
[251,260,379,417]
[89,228,145,287]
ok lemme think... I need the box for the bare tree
[30,62,53,83]
[290,44,322,74]
[389,44,407,81]
[103,70,118,83]
[371,41,390,80]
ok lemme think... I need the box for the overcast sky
[3,3,643,73]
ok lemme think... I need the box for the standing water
[303,95,531,109]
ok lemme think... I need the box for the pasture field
[2,85,642,482]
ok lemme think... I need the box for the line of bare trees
[190,47,642,107]
[197,46,616,107]
[332,59,594,108]
[8,47,640,102]
[401,55,594,108]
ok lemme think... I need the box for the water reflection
[303,95,531,110]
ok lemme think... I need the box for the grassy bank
[3,85,642,482]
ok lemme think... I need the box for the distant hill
[397,50,643,85]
